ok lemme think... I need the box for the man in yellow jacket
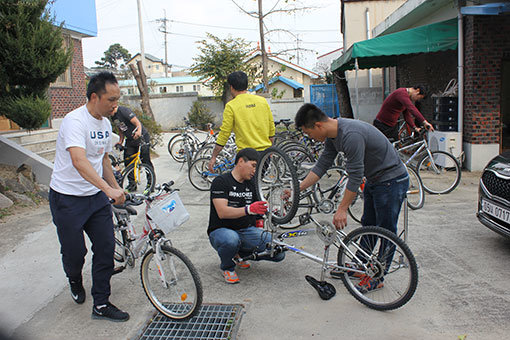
[208,71,275,172]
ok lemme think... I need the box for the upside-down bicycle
[249,147,418,310]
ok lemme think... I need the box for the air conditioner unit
[428,131,462,167]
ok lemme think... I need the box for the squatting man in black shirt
[207,148,285,284]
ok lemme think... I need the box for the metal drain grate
[138,304,244,340]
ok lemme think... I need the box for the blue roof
[118,76,203,87]
[47,0,97,37]
[251,76,303,92]
[461,2,510,15]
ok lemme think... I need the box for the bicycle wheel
[140,245,203,319]
[169,136,194,163]
[406,166,425,210]
[347,185,364,224]
[193,144,214,161]
[188,157,220,191]
[337,226,418,311]
[255,146,299,225]
[416,150,461,194]
[282,145,315,180]
[167,134,182,156]
[120,163,156,194]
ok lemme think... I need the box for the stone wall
[0,164,48,210]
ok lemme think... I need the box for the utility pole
[157,10,170,78]
[296,34,301,65]
[136,0,145,71]
[258,0,269,93]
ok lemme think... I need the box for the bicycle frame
[395,135,438,173]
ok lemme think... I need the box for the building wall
[49,37,87,119]
[248,55,313,102]
[464,15,510,146]
[121,93,303,130]
[343,0,406,88]
[127,56,165,78]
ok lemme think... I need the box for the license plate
[482,199,510,224]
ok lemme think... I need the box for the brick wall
[396,50,458,123]
[49,37,87,119]
[464,15,510,145]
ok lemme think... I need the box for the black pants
[125,133,153,186]
[373,119,398,142]
[124,133,153,169]
[49,189,114,305]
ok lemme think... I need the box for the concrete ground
[1,132,509,340]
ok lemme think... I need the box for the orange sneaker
[236,261,251,269]
[234,255,251,269]
[223,270,240,284]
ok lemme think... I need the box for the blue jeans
[359,174,409,272]
[361,173,409,233]
[209,227,285,271]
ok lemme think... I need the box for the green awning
[331,19,458,72]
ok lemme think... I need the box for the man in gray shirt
[295,103,409,234]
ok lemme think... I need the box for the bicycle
[394,130,461,194]
[111,181,203,319]
[168,119,216,163]
[109,139,156,195]
[238,183,418,311]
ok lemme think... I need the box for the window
[156,65,159,70]
[160,86,167,93]
[52,35,72,87]
[176,85,183,92]
[293,89,303,98]
[193,84,201,92]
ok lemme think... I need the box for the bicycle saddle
[305,275,336,300]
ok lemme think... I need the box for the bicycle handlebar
[111,180,177,208]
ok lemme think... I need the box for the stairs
[1,129,58,162]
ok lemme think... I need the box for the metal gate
[310,84,340,118]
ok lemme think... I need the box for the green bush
[188,100,214,130]
[3,95,51,130]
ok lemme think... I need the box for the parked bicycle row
[168,119,460,216]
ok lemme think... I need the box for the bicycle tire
[406,166,425,210]
[281,145,315,181]
[347,185,364,224]
[169,136,195,163]
[140,245,203,319]
[120,163,156,194]
[188,157,219,191]
[255,146,299,225]
[337,226,418,311]
[416,150,461,194]
[167,134,181,155]
[113,223,129,264]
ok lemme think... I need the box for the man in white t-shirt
[49,72,129,322]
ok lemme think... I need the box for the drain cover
[138,304,244,340]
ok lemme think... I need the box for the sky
[82,0,342,73]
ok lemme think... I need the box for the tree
[190,33,258,105]
[231,0,316,93]
[95,43,131,70]
[0,0,72,130]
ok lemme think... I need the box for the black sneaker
[69,279,85,304]
[92,302,130,322]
